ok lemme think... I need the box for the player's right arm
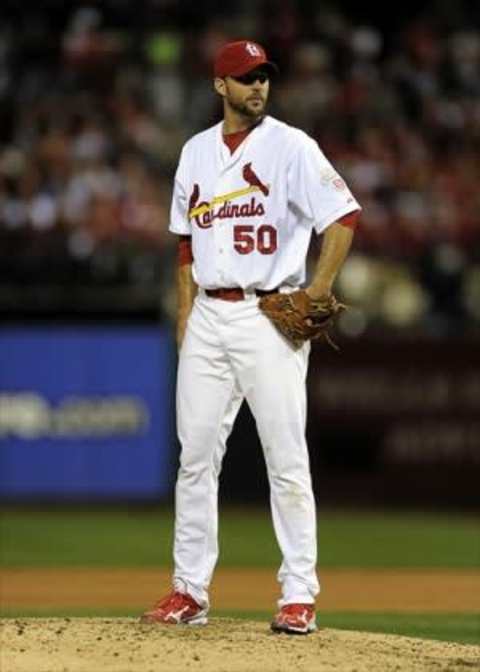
[176,236,197,350]
[169,146,196,350]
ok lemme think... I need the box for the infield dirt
[2,569,479,672]
[2,617,480,672]
[2,567,480,612]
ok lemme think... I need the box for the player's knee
[177,440,216,474]
[269,471,313,499]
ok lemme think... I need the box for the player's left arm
[286,134,361,301]
[305,211,359,300]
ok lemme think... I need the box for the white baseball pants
[173,290,319,608]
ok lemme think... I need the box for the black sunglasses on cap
[230,70,269,85]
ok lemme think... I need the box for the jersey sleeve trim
[169,168,192,235]
[169,221,192,234]
[314,204,362,234]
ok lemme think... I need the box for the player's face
[222,69,270,119]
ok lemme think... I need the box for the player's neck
[223,107,263,135]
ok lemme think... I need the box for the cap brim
[229,59,279,77]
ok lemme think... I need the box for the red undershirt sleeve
[337,210,360,230]
[178,235,193,266]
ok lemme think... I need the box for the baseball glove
[259,290,346,349]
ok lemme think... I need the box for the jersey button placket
[214,175,235,286]
[216,180,233,285]
[213,219,227,285]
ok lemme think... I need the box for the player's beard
[227,94,266,120]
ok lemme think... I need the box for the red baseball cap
[214,40,278,78]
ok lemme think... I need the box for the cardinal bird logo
[242,163,269,196]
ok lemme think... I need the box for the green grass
[1,508,479,568]
[316,612,480,645]
[0,608,478,645]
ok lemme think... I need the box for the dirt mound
[1,618,479,672]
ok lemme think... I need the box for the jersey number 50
[233,225,277,255]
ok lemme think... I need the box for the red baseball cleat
[271,603,317,635]
[140,591,208,625]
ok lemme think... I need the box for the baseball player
[141,40,360,634]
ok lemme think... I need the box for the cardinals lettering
[188,163,269,229]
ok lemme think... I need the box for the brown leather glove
[259,290,345,349]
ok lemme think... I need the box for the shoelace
[280,604,313,617]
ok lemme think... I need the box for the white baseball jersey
[169,115,360,290]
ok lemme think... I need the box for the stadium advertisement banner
[308,338,480,467]
[0,327,175,499]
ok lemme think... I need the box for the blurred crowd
[0,1,479,334]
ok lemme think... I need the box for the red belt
[205,287,279,302]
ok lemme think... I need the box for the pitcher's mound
[1,617,478,672]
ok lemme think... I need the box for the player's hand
[259,289,345,350]
[305,284,332,301]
